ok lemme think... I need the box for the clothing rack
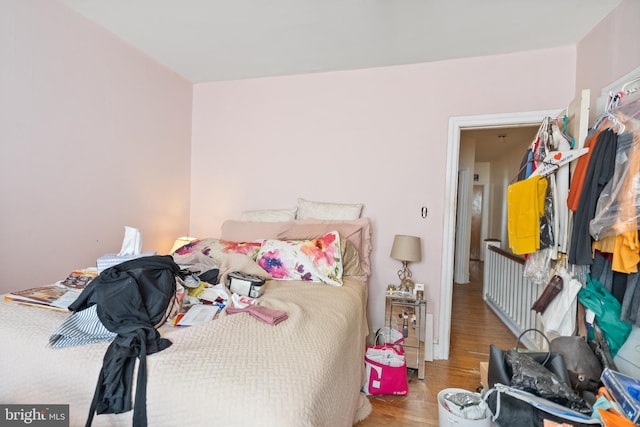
[620,76,640,96]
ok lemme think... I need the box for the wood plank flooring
[358,261,517,426]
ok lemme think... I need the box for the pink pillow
[220,220,292,242]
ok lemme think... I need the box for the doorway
[436,109,561,360]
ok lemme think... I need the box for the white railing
[482,244,544,350]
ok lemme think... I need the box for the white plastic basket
[437,388,491,427]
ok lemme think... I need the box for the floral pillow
[256,231,343,286]
[174,238,262,264]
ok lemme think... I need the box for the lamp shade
[390,235,422,262]
[170,236,197,253]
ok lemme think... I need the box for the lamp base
[398,277,415,294]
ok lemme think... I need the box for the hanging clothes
[592,231,640,274]
[525,148,535,178]
[507,175,548,255]
[517,148,532,182]
[589,129,640,274]
[566,127,607,212]
[577,87,640,328]
[621,272,640,327]
[552,124,571,254]
[590,131,640,241]
[567,129,618,265]
[591,250,615,294]
[593,248,640,327]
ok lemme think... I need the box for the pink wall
[0,0,193,293]
[190,47,577,336]
[576,0,640,118]
[4,0,636,353]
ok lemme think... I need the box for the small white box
[413,283,424,297]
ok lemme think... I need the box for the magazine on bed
[56,268,98,289]
[4,268,97,311]
[4,285,76,311]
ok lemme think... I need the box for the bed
[0,218,373,427]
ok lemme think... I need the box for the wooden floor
[358,261,517,426]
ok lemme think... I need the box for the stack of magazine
[4,268,97,311]
[601,368,640,424]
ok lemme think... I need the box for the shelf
[385,295,426,380]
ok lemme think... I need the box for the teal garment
[578,275,632,357]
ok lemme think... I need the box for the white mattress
[0,277,368,427]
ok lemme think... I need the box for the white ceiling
[61,0,622,83]
[463,125,540,163]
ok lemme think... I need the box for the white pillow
[296,198,363,220]
[240,208,297,222]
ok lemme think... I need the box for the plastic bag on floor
[363,345,408,396]
[505,349,591,414]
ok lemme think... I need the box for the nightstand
[385,293,426,380]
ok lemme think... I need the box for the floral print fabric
[256,231,343,286]
[175,238,262,264]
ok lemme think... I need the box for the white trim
[479,183,489,262]
[434,109,561,360]
[454,168,471,284]
[596,65,640,116]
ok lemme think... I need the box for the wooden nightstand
[385,293,426,380]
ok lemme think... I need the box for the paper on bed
[176,305,219,326]
[198,285,229,302]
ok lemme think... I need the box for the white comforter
[0,277,368,427]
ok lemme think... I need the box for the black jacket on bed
[69,255,180,427]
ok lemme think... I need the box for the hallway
[360,260,517,426]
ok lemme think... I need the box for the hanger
[528,147,589,179]
[611,86,640,123]
[621,76,640,95]
[562,115,575,148]
[593,91,626,134]
[510,119,548,183]
[602,74,640,130]
[551,115,574,149]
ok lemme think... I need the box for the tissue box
[97,252,157,273]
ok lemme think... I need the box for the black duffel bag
[484,384,602,427]
[488,329,571,390]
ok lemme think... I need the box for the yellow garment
[593,232,640,274]
[507,175,548,255]
[593,235,616,254]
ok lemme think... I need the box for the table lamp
[390,234,422,293]
[170,236,197,253]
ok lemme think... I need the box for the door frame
[436,109,561,360]
[470,183,484,262]
[453,168,471,284]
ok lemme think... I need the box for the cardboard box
[480,361,488,388]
